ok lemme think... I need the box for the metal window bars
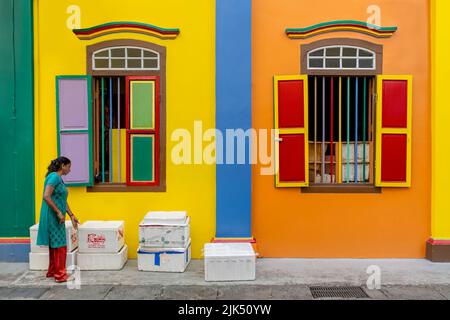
[309,76,375,184]
[93,76,126,184]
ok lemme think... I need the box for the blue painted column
[215,0,252,238]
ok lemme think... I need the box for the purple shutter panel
[56,76,93,186]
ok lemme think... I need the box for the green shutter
[130,81,155,130]
[130,134,155,183]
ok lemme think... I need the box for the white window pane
[359,59,374,69]
[111,48,125,57]
[111,59,126,69]
[342,58,357,68]
[310,49,324,57]
[343,47,357,57]
[127,48,142,57]
[143,50,158,58]
[307,46,376,71]
[93,47,161,70]
[143,59,158,69]
[326,47,340,57]
[95,50,109,58]
[94,59,109,68]
[325,59,340,68]
[127,59,142,68]
[309,58,324,68]
[359,49,373,57]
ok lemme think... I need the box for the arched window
[291,39,384,187]
[82,39,167,192]
[308,45,376,70]
[301,39,382,76]
[92,46,160,70]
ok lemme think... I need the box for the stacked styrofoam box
[342,164,370,182]
[138,241,191,273]
[342,143,370,162]
[29,221,79,270]
[137,211,191,272]
[204,243,256,282]
[77,221,127,270]
[314,174,335,184]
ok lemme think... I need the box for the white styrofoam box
[342,143,370,162]
[204,243,256,282]
[143,211,187,225]
[77,245,128,271]
[29,249,78,271]
[139,217,190,248]
[30,221,78,253]
[314,174,336,184]
[78,221,124,254]
[137,240,191,273]
[342,164,370,182]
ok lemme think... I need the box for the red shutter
[376,76,412,187]
[274,75,309,187]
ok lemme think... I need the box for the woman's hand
[66,203,79,230]
[70,214,80,230]
[56,210,65,224]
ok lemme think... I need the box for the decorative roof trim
[286,20,398,39]
[73,21,180,40]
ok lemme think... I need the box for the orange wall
[252,0,431,258]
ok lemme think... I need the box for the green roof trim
[286,20,398,33]
[73,21,180,34]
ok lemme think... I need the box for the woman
[36,157,80,283]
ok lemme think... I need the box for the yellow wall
[33,0,216,258]
[431,0,450,239]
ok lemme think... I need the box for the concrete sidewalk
[1,259,450,300]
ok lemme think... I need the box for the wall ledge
[426,238,450,262]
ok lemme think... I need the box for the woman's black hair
[46,156,71,177]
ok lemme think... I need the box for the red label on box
[71,232,78,246]
[87,233,106,248]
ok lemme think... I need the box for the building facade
[0,0,449,262]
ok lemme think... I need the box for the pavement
[1,259,450,300]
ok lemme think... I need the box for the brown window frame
[300,39,382,194]
[301,38,383,76]
[86,39,167,193]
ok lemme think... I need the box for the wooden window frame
[307,45,376,71]
[86,39,166,193]
[300,39,382,194]
[92,46,160,71]
[302,76,379,194]
[126,76,160,187]
[301,38,383,76]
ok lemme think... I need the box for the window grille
[93,46,160,71]
[308,46,376,70]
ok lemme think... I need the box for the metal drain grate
[309,286,370,299]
